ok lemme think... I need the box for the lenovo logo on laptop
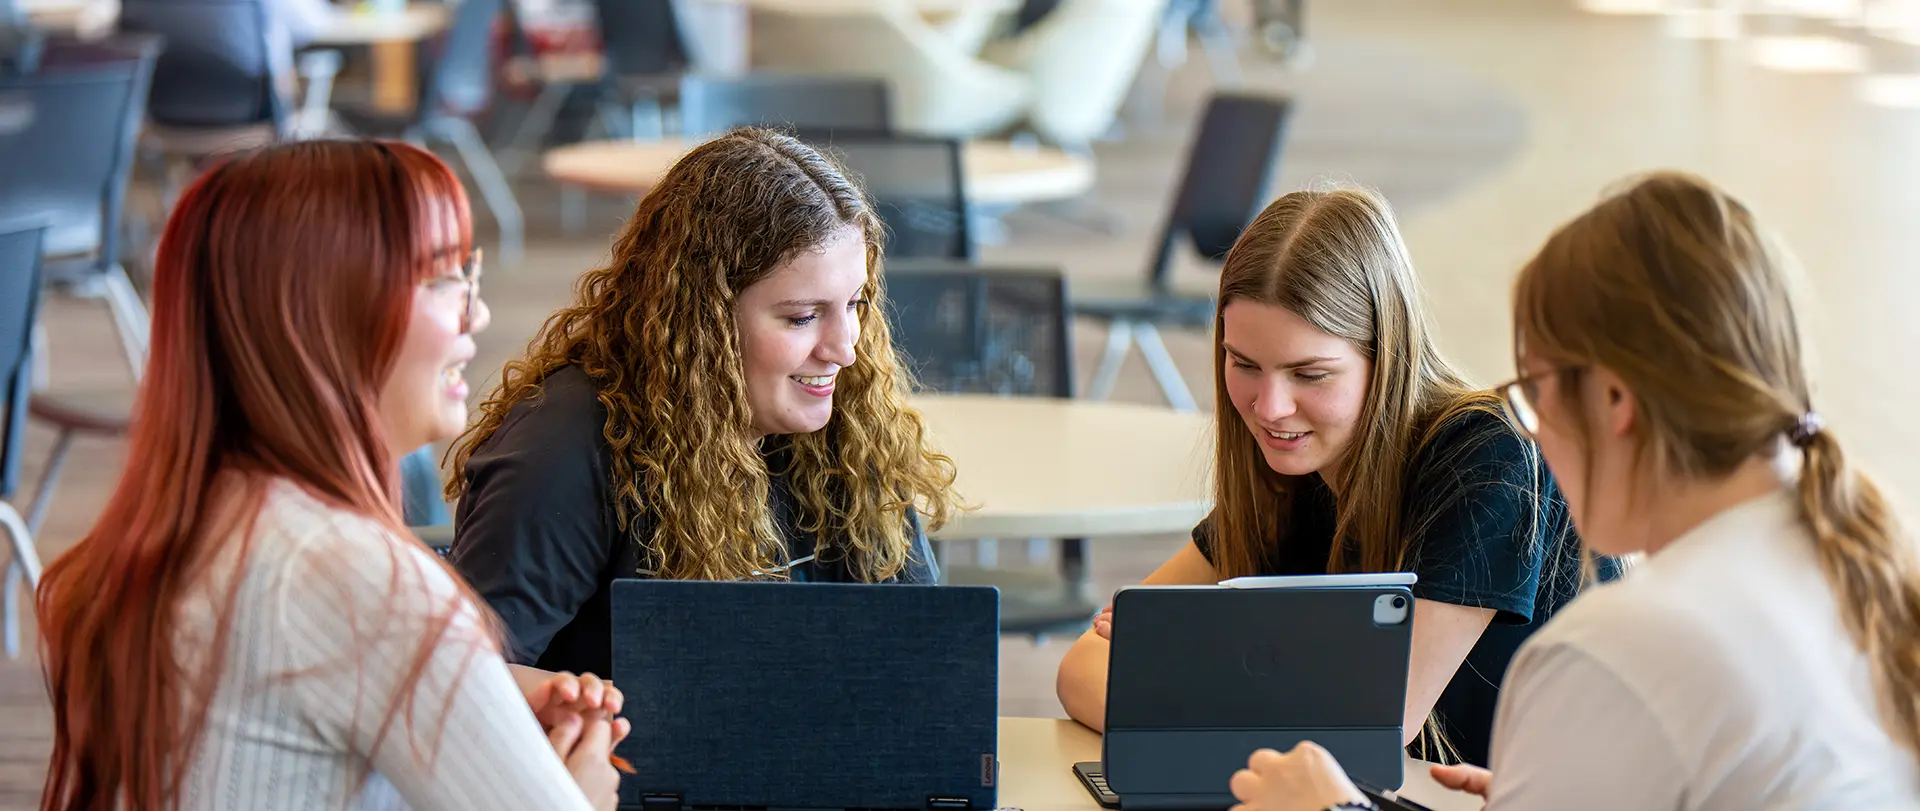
[981,754,996,787]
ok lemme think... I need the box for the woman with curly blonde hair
[445,128,959,681]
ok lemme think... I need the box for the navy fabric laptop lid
[610,580,1001,811]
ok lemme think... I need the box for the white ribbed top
[172,478,594,811]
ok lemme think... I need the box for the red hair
[37,140,479,811]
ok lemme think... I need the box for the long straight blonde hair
[1208,186,1519,580]
[1513,171,1920,759]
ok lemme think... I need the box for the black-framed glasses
[1495,365,1583,439]
[456,248,482,334]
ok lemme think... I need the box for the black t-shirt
[1191,409,1603,766]
[449,365,939,680]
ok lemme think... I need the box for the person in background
[445,127,959,682]
[1227,172,1920,809]
[36,140,627,811]
[1055,186,1600,766]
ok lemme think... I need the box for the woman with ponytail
[37,140,626,811]
[1224,172,1920,809]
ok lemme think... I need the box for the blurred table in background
[544,137,1095,208]
[311,3,451,113]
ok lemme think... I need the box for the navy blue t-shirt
[1192,409,1600,766]
[449,366,939,680]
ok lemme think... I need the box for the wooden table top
[543,137,1098,207]
[999,717,1485,811]
[913,395,1212,541]
[308,3,451,45]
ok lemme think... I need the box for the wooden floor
[9,1,1920,805]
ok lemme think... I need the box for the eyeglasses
[1495,365,1583,439]
[456,248,483,334]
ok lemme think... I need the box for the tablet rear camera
[1373,593,1411,626]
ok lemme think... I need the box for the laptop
[1073,574,1417,810]
[610,579,1001,811]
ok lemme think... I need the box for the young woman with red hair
[34,140,625,811]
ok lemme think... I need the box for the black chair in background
[885,260,1072,400]
[590,0,687,139]
[118,0,341,205]
[497,0,688,174]
[1012,0,1062,33]
[337,0,523,263]
[1074,92,1291,412]
[883,259,1094,639]
[0,35,160,378]
[678,74,890,138]
[0,219,48,659]
[805,131,973,262]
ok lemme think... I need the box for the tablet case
[1102,584,1415,809]
[610,580,1001,811]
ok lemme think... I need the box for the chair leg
[1,501,43,660]
[100,265,150,379]
[1059,537,1088,601]
[437,118,526,266]
[30,322,49,391]
[1132,323,1198,412]
[1158,0,1194,70]
[1088,319,1135,401]
[499,81,573,177]
[26,428,75,536]
[1192,2,1244,86]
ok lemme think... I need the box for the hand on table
[550,713,626,811]
[520,668,625,731]
[1228,742,1367,811]
[1429,763,1492,799]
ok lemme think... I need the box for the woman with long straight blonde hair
[1228,173,1920,808]
[1056,186,1597,767]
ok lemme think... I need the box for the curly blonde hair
[447,128,958,582]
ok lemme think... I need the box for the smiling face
[733,228,870,440]
[1220,299,1373,482]
[376,249,487,461]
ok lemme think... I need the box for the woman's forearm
[1055,631,1111,732]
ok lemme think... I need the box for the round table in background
[309,4,453,113]
[910,395,1212,542]
[744,0,1019,14]
[307,4,451,45]
[543,137,1098,208]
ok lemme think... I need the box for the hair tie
[1789,411,1824,448]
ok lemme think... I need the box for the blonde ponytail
[1511,170,1920,766]
[1794,427,1920,756]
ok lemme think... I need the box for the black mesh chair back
[592,0,686,80]
[0,36,158,265]
[418,0,501,119]
[679,74,889,138]
[1013,0,1062,32]
[0,23,45,75]
[806,131,972,261]
[118,0,283,128]
[882,260,1071,398]
[0,219,45,498]
[1149,92,1291,285]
